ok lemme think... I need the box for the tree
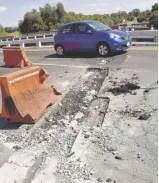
[62,13,77,23]
[145,9,151,16]
[39,3,65,30]
[18,2,158,33]
[56,3,66,23]
[137,13,148,22]
[127,13,134,21]
[131,8,140,17]
[149,11,158,21]
[131,9,140,17]
[5,26,19,33]
[0,24,4,32]
[40,4,55,30]
[19,9,45,33]
[152,3,158,12]
[148,3,158,21]
[0,24,8,37]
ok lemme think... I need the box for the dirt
[138,113,151,120]
[108,82,140,95]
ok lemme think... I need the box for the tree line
[0,2,158,35]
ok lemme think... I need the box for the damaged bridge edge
[23,67,109,143]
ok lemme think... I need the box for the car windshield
[89,21,112,31]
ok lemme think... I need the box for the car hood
[106,29,128,37]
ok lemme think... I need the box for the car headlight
[109,33,120,40]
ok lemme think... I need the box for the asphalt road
[0,47,157,92]
[0,46,158,183]
[25,47,158,70]
[0,47,158,70]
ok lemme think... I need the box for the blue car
[54,20,132,57]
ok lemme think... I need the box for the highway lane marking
[0,60,157,73]
[32,62,89,69]
[0,60,90,69]
[123,55,132,65]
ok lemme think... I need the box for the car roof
[58,20,97,30]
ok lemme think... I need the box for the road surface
[0,47,158,183]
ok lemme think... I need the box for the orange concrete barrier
[3,46,32,67]
[0,66,61,123]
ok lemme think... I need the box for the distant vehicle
[147,18,158,30]
[110,24,121,30]
[109,24,128,31]
[54,21,131,57]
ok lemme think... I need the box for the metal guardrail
[19,30,57,37]
[0,30,158,48]
[0,31,57,42]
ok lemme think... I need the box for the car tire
[97,42,111,57]
[56,45,65,57]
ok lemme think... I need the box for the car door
[75,23,95,50]
[60,24,80,51]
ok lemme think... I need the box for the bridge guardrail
[0,30,158,48]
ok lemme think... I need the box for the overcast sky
[0,0,158,27]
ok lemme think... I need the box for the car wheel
[97,43,110,57]
[56,45,65,56]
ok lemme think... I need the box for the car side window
[76,24,92,34]
[62,25,74,34]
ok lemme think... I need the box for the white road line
[32,62,89,69]
[122,55,132,65]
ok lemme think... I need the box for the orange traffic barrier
[0,66,61,123]
[3,46,32,67]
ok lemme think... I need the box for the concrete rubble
[0,67,157,183]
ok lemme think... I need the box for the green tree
[152,3,158,12]
[40,4,56,30]
[40,3,65,30]
[0,24,5,32]
[149,3,158,20]
[131,9,140,17]
[5,26,19,33]
[62,12,77,23]
[56,3,66,23]
[18,2,158,32]
[19,9,45,33]
[0,24,8,37]
[137,13,148,22]
[127,13,134,21]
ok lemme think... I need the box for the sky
[0,0,158,27]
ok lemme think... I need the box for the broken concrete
[0,66,157,183]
